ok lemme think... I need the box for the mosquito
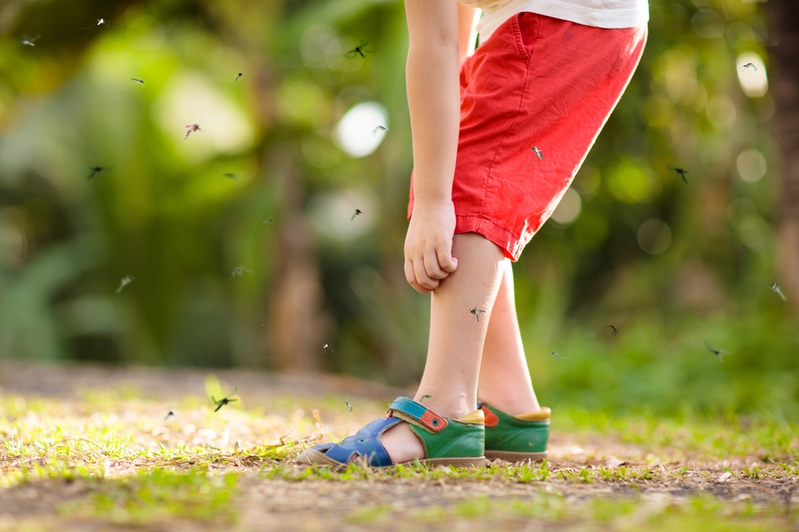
[212,387,238,412]
[704,341,729,363]
[740,62,757,73]
[346,40,375,59]
[116,276,134,293]
[606,325,619,336]
[164,410,175,421]
[524,147,544,168]
[87,166,109,180]
[230,265,249,279]
[223,173,237,179]
[83,18,109,29]
[470,307,486,322]
[130,78,144,85]
[770,282,787,301]
[323,343,334,353]
[551,351,571,360]
[667,166,689,184]
[337,401,353,414]
[234,72,244,81]
[373,125,389,136]
[184,124,202,140]
[351,209,363,221]
[20,34,40,47]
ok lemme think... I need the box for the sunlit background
[0,0,797,418]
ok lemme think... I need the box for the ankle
[479,394,540,417]
[413,393,475,420]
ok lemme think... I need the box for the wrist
[413,194,453,208]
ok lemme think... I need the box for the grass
[0,381,797,531]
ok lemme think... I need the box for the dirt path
[1,361,797,531]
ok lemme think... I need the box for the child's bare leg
[478,260,541,414]
[380,232,505,463]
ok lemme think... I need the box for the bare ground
[0,361,797,532]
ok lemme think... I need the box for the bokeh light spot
[637,219,672,255]
[727,198,758,230]
[574,160,601,197]
[736,149,767,183]
[736,53,768,98]
[334,102,388,158]
[278,78,328,127]
[550,189,582,225]
[607,161,659,204]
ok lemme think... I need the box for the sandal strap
[388,397,448,433]
[320,416,401,466]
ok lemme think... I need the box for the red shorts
[408,13,647,260]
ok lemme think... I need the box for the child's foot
[378,421,426,463]
[297,397,485,468]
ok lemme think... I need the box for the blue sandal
[297,397,486,468]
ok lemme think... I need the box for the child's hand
[404,200,459,293]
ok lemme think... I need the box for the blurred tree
[766,0,799,308]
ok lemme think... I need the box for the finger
[413,257,440,291]
[405,258,432,294]
[423,252,447,280]
[437,246,458,273]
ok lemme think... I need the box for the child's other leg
[478,260,541,414]
[380,232,505,463]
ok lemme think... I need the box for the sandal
[479,402,550,462]
[297,397,486,469]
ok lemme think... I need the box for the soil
[0,361,797,532]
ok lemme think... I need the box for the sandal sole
[297,448,486,470]
[485,450,548,462]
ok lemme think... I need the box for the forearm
[405,0,461,204]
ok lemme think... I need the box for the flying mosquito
[212,387,238,412]
[116,276,134,293]
[351,209,363,221]
[323,343,334,353]
[222,173,237,179]
[606,325,619,336]
[346,40,375,59]
[373,125,389,136]
[164,410,175,421]
[345,401,352,413]
[551,351,571,360]
[184,124,202,140]
[234,72,244,81]
[470,307,486,322]
[667,166,689,184]
[770,282,787,301]
[230,265,249,279]
[83,18,109,29]
[704,341,729,362]
[20,34,40,47]
[740,62,758,72]
[130,78,144,85]
[87,166,109,179]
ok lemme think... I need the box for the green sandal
[479,402,550,462]
[297,397,486,469]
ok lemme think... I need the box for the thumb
[438,246,458,273]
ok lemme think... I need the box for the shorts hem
[455,214,523,261]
